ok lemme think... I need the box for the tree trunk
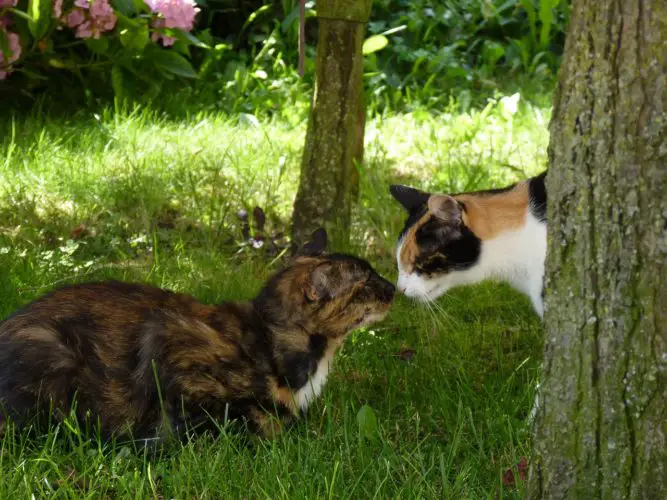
[290,0,372,249]
[530,1,666,498]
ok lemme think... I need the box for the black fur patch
[529,171,547,222]
[413,218,481,275]
[398,207,428,239]
[279,334,327,390]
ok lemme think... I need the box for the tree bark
[531,1,666,499]
[290,1,372,249]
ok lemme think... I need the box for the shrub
[0,0,207,103]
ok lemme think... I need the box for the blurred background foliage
[2,0,570,115]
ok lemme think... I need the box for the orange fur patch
[268,378,298,416]
[399,211,431,272]
[251,408,283,438]
[454,182,529,240]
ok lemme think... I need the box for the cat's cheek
[397,271,432,299]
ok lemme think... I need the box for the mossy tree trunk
[291,0,373,249]
[530,0,666,498]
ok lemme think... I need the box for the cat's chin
[350,310,390,330]
[362,310,389,325]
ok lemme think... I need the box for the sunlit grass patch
[0,95,547,497]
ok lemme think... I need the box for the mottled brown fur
[0,230,394,441]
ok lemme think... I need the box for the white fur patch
[397,209,546,317]
[294,342,339,411]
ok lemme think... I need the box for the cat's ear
[298,228,328,256]
[304,263,333,301]
[427,195,462,225]
[389,185,430,212]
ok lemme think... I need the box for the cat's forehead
[292,254,375,275]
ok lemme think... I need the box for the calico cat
[389,171,547,316]
[0,229,395,440]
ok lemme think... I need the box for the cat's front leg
[249,407,289,438]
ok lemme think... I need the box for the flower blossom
[53,0,63,18]
[64,0,117,39]
[146,0,199,47]
[0,0,18,8]
[0,30,21,80]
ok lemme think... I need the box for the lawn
[0,95,547,498]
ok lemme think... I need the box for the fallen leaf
[502,467,515,487]
[517,456,528,480]
[502,456,528,487]
[253,206,266,231]
[69,224,87,239]
[396,347,416,361]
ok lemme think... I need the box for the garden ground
[0,95,547,498]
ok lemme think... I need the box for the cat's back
[0,280,232,433]
[0,280,213,335]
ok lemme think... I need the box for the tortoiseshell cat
[0,229,395,440]
[390,171,547,316]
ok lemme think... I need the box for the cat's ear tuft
[389,185,430,212]
[427,195,462,224]
[304,263,332,301]
[299,228,328,256]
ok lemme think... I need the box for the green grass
[0,94,548,498]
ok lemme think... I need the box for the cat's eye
[416,253,448,274]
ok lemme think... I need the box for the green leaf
[8,8,33,22]
[172,29,211,50]
[111,0,149,15]
[482,40,505,67]
[120,25,149,52]
[111,65,124,101]
[48,58,67,68]
[85,37,109,55]
[28,0,52,40]
[363,35,389,55]
[281,1,315,31]
[357,405,378,441]
[519,0,537,42]
[16,67,49,80]
[538,1,555,48]
[111,0,134,16]
[147,46,197,78]
[115,12,141,29]
[240,4,273,36]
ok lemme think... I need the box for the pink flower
[62,0,116,39]
[66,9,85,27]
[146,0,199,46]
[53,0,64,18]
[0,0,18,8]
[0,30,21,80]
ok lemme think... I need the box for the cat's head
[389,185,482,302]
[254,229,395,337]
